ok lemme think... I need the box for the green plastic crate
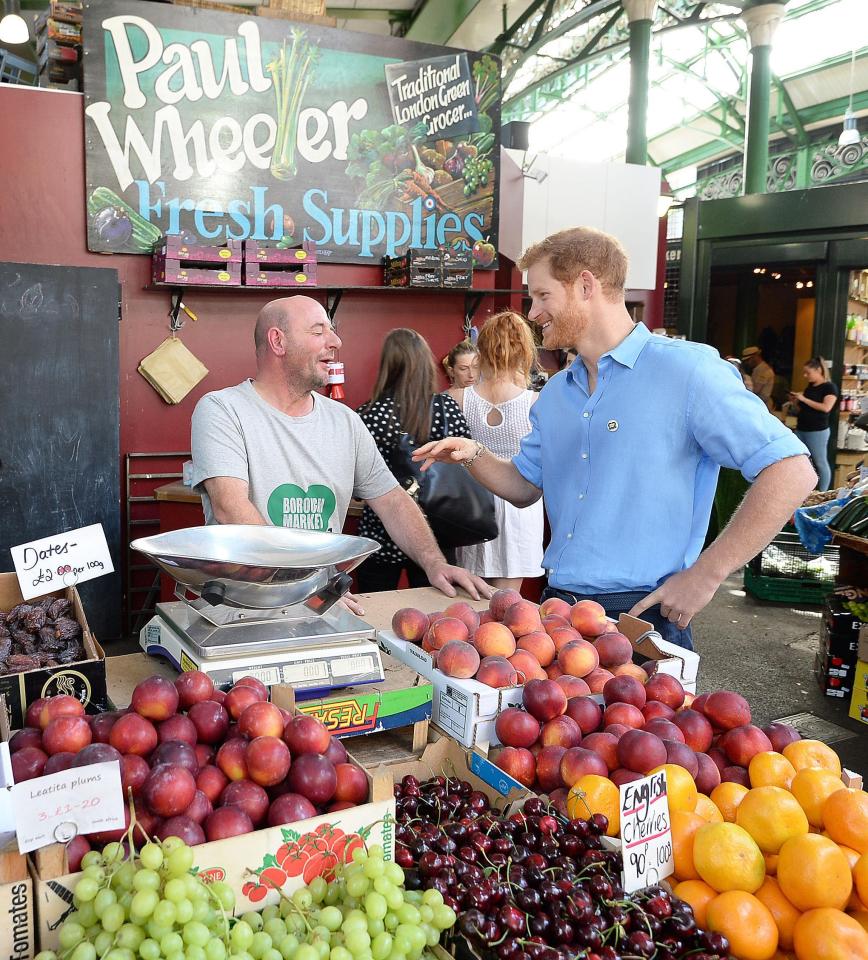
[743,565,834,605]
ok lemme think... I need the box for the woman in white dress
[449,311,545,592]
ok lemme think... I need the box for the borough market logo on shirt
[267,484,337,531]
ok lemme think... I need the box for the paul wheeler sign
[83,2,501,266]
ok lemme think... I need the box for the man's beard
[549,292,588,350]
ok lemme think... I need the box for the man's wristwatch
[463,441,486,468]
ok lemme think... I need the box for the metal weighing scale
[133,525,384,697]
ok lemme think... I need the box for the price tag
[10,523,114,601]
[10,761,125,853]
[619,769,674,893]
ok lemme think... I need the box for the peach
[479,610,494,625]
[489,588,523,621]
[539,597,572,619]
[438,640,481,679]
[474,621,516,658]
[584,667,615,693]
[681,692,696,710]
[605,723,631,740]
[476,656,519,688]
[550,626,582,651]
[644,718,685,743]
[539,715,582,749]
[555,675,591,698]
[695,752,722,794]
[565,696,603,735]
[427,617,470,649]
[495,708,541,749]
[721,765,750,787]
[703,690,751,730]
[535,745,567,792]
[569,600,608,637]
[603,702,645,730]
[641,660,659,677]
[421,634,437,654]
[391,607,429,643]
[594,632,633,667]
[642,701,676,723]
[582,732,619,772]
[509,650,546,683]
[523,678,567,721]
[673,709,714,753]
[645,673,686,710]
[542,614,571,634]
[719,724,772,767]
[38,695,85,730]
[611,662,651,683]
[503,601,543,638]
[517,631,556,667]
[238,701,284,740]
[664,740,699,778]
[559,639,600,678]
[707,746,728,774]
[692,693,711,715]
[559,746,608,787]
[617,729,667,774]
[602,675,647,709]
[611,768,643,787]
[444,601,481,634]
[546,662,564,681]
[761,722,801,752]
[494,746,536,787]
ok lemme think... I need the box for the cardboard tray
[0,573,106,730]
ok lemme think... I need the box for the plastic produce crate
[744,531,839,605]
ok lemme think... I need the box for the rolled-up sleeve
[688,356,809,482]
[513,400,544,488]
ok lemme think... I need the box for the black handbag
[388,397,498,549]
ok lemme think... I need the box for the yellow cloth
[138,336,208,404]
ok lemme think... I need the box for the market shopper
[413,227,817,649]
[741,346,775,409]
[790,357,839,491]
[190,297,492,610]
[443,340,479,388]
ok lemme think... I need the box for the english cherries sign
[82,2,501,266]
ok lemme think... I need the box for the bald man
[191,297,491,607]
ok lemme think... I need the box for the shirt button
[581,453,588,459]
[583,412,590,418]
[579,494,585,499]
[567,533,573,539]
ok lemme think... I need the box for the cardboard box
[158,236,242,262]
[0,851,36,960]
[379,614,698,748]
[0,574,107,730]
[820,617,859,660]
[244,240,316,264]
[31,686,397,952]
[243,262,317,287]
[440,269,473,288]
[848,659,868,724]
[152,257,241,286]
[814,649,854,698]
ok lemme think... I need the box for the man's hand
[424,560,494,601]
[412,436,477,472]
[339,591,365,617]
[628,566,721,629]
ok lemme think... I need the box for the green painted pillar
[741,3,786,194]
[622,1,658,166]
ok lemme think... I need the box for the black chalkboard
[0,262,121,642]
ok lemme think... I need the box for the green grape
[146,920,173,942]
[161,931,184,954]
[421,890,442,907]
[152,898,176,927]
[309,877,328,904]
[74,877,99,903]
[362,861,384,881]
[292,889,314,912]
[93,930,115,955]
[130,889,159,921]
[345,874,369,899]
[324,885,341,906]
[94,887,117,917]
[193,900,215,925]
[187,947,207,960]
[34,953,58,960]
[81,851,102,869]
[132,868,161,892]
[77,901,98,927]
[278,934,300,959]
[82,864,106,884]
[312,925,331,941]
[364,893,387,921]
[329,947,351,960]
[403,892,422,905]
[371,933,392,960]
[166,845,194,877]
[183,920,211,947]
[419,906,433,924]
[175,898,195,924]
[116,922,145,950]
[424,926,440,947]
[187,874,208,901]
[366,919,385,937]
[383,887,403,911]
[164,950,186,960]
[264,918,288,941]
[163,877,187,902]
[383,864,403,887]
[344,930,371,955]
[262,950,283,960]
[103,949,135,960]
[138,843,163,871]
[295,945,319,960]
[313,941,330,960]
[318,906,343,932]
[211,881,236,914]
[113,861,137,890]
[139,938,161,960]
[161,836,184,854]
[396,905,420,926]
[384,912,399,931]
[231,921,255,952]
[432,905,456,929]
[206,940,228,960]
[101,902,126,933]
[103,842,124,863]
[251,931,274,958]
[58,921,85,950]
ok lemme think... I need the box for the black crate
[749,531,839,583]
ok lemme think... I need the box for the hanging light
[839,46,860,147]
[0,12,28,43]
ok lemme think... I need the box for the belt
[542,586,649,614]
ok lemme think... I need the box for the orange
[755,876,802,951]
[792,908,868,960]
[850,911,868,934]
[650,763,698,812]
[823,789,868,854]
[782,739,842,776]
[693,821,766,893]
[791,768,846,827]
[764,852,780,876]
[711,781,749,822]
[736,786,810,853]
[694,794,724,822]
[673,879,717,928]
[566,775,620,836]
[706,890,779,960]
[777,834,852,911]
[837,845,864,911]
[750,751,797,789]
[855,852,868,907]
[670,810,705,881]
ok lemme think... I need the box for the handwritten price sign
[10,523,114,601]
[619,769,674,893]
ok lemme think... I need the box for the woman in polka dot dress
[357,328,471,592]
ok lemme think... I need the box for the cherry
[395,844,414,868]
[574,922,603,951]
[529,915,550,937]
[646,894,672,918]
[589,875,613,899]
[538,814,559,834]
[524,797,545,816]
[499,905,525,934]
[626,932,654,957]
[704,932,730,956]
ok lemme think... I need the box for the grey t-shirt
[191,380,398,529]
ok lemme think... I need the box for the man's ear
[267,327,286,356]
[578,270,596,300]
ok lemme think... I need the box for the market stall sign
[82,1,501,267]
[10,760,125,853]
[9,523,115,601]
[619,769,675,893]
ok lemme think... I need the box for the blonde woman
[450,311,544,591]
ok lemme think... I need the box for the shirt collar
[603,322,650,369]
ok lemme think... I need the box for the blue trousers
[795,428,831,491]
[540,586,695,651]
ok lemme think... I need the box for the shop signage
[619,769,675,893]
[9,523,114,601]
[82,1,501,266]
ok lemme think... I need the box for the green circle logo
[267,483,336,530]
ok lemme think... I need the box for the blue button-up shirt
[513,323,809,594]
